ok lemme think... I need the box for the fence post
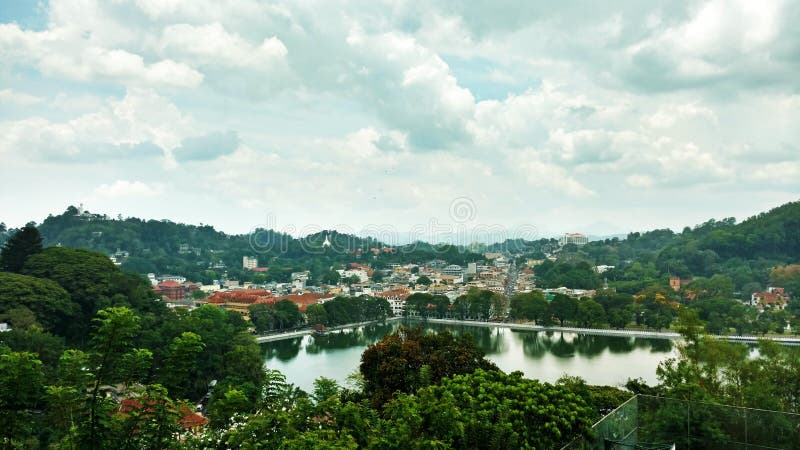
[744,408,748,449]
[687,400,691,449]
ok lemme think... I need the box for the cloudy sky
[1,0,798,242]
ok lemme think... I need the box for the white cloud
[0,23,202,88]
[0,89,43,106]
[513,151,595,198]
[94,180,163,198]
[159,22,287,69]
[1,1,799,234]
[644,103,718,129]
[0,88,195,164]
[750,162,800,183]
[625,175,655,188]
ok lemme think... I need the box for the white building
[559,233,588,246]
[443,264,464,276]
[243,256,258,270]
[337,268,370,283]
[595,265,615,274]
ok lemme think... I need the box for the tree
[344,275,361,285]
[576,299,606,327]
[320,269,341,285]
[509,291,548,322]
[0,272,76,335]
[0,224,43,273]
[85,307,142,448]
[312,377,340,404]
[207,387,250,428]
[159,332,205,399]
[0,349,45,446]
[360,327,497,407]
[21,247,148,342]
[550,294,579,326]
[113,385,186,449]
[274,299,303,330]
[416,275,432,286]
[306,303,328,326]
[378,369,593,449]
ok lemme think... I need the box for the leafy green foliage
[509,291,548,322]
[323,296,391,326]
[0,272,76,334]
[0,348,45,446]
[0,224,43,273]
[249,299,304,333]
[360,326,498,407]
[35,207,486,284]
[378,369,593,449]
[20,247,161,341]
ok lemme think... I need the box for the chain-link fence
[563,395,800,449]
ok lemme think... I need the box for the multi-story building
[442,264,464,276]
[559,233,588,247]
[375,288,411,316]
[243,256,258,270]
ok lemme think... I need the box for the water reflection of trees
[514,330,673,359]
[573,334,609,358]
[635,337,673,353]
[263,323,674,365]
[305,323,396,354]
[262,337,303,361]
[421,322,505,355]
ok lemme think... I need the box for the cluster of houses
[146,251,550,319]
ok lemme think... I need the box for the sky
[1,0,798,243]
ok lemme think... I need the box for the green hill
[27,206,484,284]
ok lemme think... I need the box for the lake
[261,321,677,392]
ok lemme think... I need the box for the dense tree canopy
[360,326,498,407]
[379,369,593,449]
[0,272,76,335]
[0,224,43,273]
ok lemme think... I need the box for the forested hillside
[11,206,484,284]
[2,201,798,291]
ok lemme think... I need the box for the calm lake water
[261,321,677,392]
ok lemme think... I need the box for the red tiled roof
[275,293,333,312]
[119,398,208,429]
[179,412,209,428]
[376,289,410,300]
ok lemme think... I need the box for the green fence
[563,395,800,449]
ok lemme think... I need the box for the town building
[442,264,464,276]
[242,256,258,270]
[595,265,615,274]
[750,288,790,311]
[376,288,411,316]
[559,233,588,246]
[152,280,200,302]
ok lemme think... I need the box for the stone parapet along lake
[261,320,677,392]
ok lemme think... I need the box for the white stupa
[322,234,332,248]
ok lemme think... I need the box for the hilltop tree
[0,224,43,273]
